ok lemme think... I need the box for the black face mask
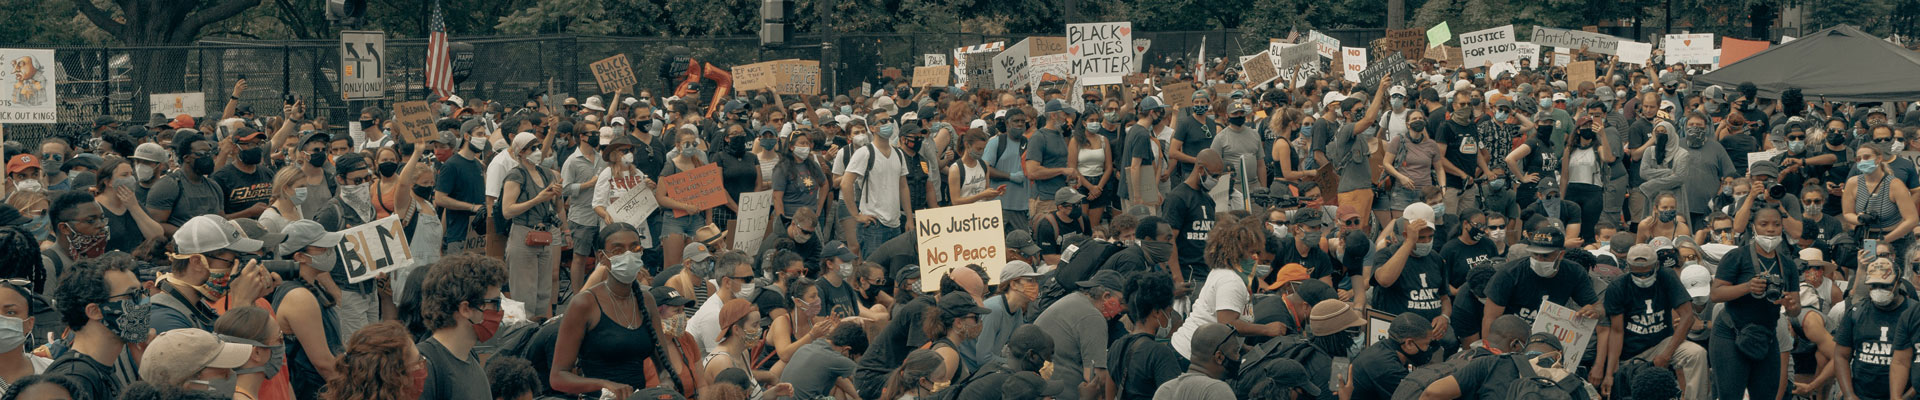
[413,184,435,199]
[238,147,265,165]
[308,151,327,168]
[377,161,400,178]
[191,156,216,175]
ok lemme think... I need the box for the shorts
[1085,176,1120,209]
[660,211,703,239]
[1378,186,1422,211]
[570,222,599,256]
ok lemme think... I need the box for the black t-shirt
[1161,182,1216,268]
[1100,247,1156,277]
[1125,125,1157,166]
[1452,284,1486,340]
[869,234,918,287]
[1715,244,1800,328]
[436,154,487,242]
[45,351,119,400]
[211,164,274,214]
[716,150,760,202]
[1839,300,1914,399]
[818,278,863,318]
[1106,333,1187,400]
[1276,243,1338,280]
[1485,257,1598,323]
[1722,134,1759,177]
[856,297,936,392]
[1521,199,1582,226]
[1439,119,1481,189]
[1348,341,1410,400]
[1803,214,1846,255]
[1366,248,1449,320]
[418,337,492,400]
[1439,238,1499,289]
[1033,214,1088,255]
[1172,112,1215,178]
[1602,268,1691,356]
[1449,354,1591,400]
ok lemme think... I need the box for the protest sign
[1161,82,1196,109]
[914,200,1009,290]
[881,68,904,80]
[1427,22,1451,47]
[1357,52,1415,88]
[336,215,415,284]
[660,163,730,217]
[1617,40,1653,66]
[733,191,774,254]
[1488,62,1517,80]
[1514,42,1540,65]
[604,176,659,244]
[732,61,777,92]
[1269,39,1290,66]
[1531,26,1619,55]
[1027,53,1072,98]
[1341,47,1367,82]
[1291,62,1324,89]
[924,54,947,66]
[1307,31,1340,59]
[590,54,637,94]
[912,66,951,88]
[950,42,1005,88]
[771,60,821,95]
[1067,22,1134,85]
[1031,37,1067,56]
[993,39,1033,90]
[1552,47,1572,66]
[1133,39,1151,71]
[340,31,386,100]
[1385,28,1427,59]
[1242,51,1280,87]
[1664,33,1718,64]
[1279,42,1318,68]
[1532,301,1598,367]
[1720,38,1770,67]
[390,101,437,144]
[1567,61,1597,87]
[963,52,996,88]
[148,92,204,120]
[1459,25,1519,66]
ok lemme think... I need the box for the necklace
[602,285,641,329]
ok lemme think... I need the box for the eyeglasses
[344,174,373,185]
[107,287,145,302]
[727,275,754,284]
[1804,200,1823,206]
[1874,137,1897,143]
[473,297,503,311]
[1787,135,1806,140]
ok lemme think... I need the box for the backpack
[1609,358,1656,400]
[1031,240,1123,314]
[1502,354,1585,400]
[1390,351,1483,400]
[847,144,901,208]
[1236,335,1330,400]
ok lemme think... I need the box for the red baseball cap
[169,114,195,129]
[6,154,40,174]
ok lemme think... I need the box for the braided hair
[0,226,42,292]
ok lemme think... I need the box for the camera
[1860,213,1882,227]
[238,254,305,282]
[1759,274,1786,302]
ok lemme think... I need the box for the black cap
[1263,358,1325,397]
[937,292,991,317]
[1527,332,1564,351]
[1293,278,1337,305]
[0,204,27,227]
[1524,226,1567,255]
[1076,269,1126,292]
[1290,208,1326,227]
[823,240,857,261]
[1006,325,1054,358]
[895,265,921,283]
[334,152,370,176]
[650,286,694,307]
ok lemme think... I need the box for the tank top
[373,179,400,219]
[269,282,340,400]
[701,350,765,396]
[1567,147,1601,185]
[758,155,780,188]
[1856,172,1902,230]
[1076,137,1106,177]
[958,160,988,200]
[579,287,658,389]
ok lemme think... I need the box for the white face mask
[1896,141,1908,153]
[735,282,757,299]
[1872,289,1896,305]
[1753,235,1782,252]
[609,252,644,284]
[1631,273,1658,288]
[1530,257,1559,277]
[135,164,156,181]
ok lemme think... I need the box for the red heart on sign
[1684,40,1692,46]
[1119,27,1131,36]
[1136,46,1147,52]
[1069,45,1080,54]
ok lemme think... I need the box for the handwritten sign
[993,39,1033,90]
[733,62,777,92]
[660,164,729,217]
[771,59,821,95]
[1531,27,1619,55]
[1132,39,1151,71]
[337,215,415,284]
[1031,37,1067,56]
[1307,31,1340,59]
[1664,33,1718,65]
[590,54,637,94]
[912,66,952,87]
[1720,38,1770,67]
[1427,22,1451,48]
[1385,28,1426,59]
[733,191,774,254]
[148,93,205,119]
[605,177,660,246]
[1279,42,1318,68]
[390,101,437,144]
[1161,82,1196,109]
[1027,53,1072,101]
[1459,25,1518,66]
[0,49,56,123]
[1066,22,1134,85]
[915,200,1008,290]
[1514,42,1540,65]
[1618,40,1653,66]
[1567,61,1597,88]
[1341,47,1367,82]
[924,54,947,66]
[1532,301,1597,367]
[1552,47,1572,66]
[1242,51,1279,87]
[1357,52,1415,89]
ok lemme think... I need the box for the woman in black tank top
[550,224,690,396]
[927,292,991,384]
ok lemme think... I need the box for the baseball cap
[1321,92,1348,109]
[650,286,694,307]
[277,219,344,258]
[1749,159,1782,178]
[139,328,254,386]
[822,241,857,262]
[175,215,264,255]
[716,299,755,341]
[1006,230,1042,257]
[1075,269,1126,292]
[1625,244,1657,267]
[1865,258,1898,285]
[937,292,991,318]
[335,153,372,178]
[1264,358,1325,397]
[999,260,1044,283]
[1290,208,1326,228]
[1388,85,1407,97]
[682,242,712,262]
[1274,264,1311,285]
[1403,203,1436,230]
[131,143,170,163]
[1523,226,1567,255]
[1680,264,1712,299]
[1527,332,1565,351]
[1308,299,1367,337]
[5,154,39,174]
[1054,187,1086,204]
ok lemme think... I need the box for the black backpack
[1031,240,1124,314]
[1502,354,1586,400]
[1391,351,1485,400]
[1236,335,1331,400]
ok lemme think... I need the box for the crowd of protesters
[0,37,1918,400]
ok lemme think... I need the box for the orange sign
[1719,38,1770,67]
[660,163,730,217]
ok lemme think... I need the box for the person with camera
[1708,207,1801,400]
[1824,257,1913,400]
[152,214,275,335]
[1844,141,1920,257]
[1556,114,1614,245]
[266,220,345,400]
[1732,160,1807,240]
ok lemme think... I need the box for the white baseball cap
[174,215,263,255]
[1680,264,1712,299]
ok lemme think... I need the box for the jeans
[1710,321,1783,400]
[507,224,559,317]
[856,221,900,259]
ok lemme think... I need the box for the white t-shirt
[688,287,726,351]
[847,144,907,228]
[485,151,517,198]
[593,167,655,246]
[1171,271,1252,359]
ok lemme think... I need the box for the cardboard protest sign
[1027,53,1072,99]
[1514,42,1540,65]
[1123,73,1150,85]
[1279,42,1318,68]
[963,52,996,88]
[924,54,947,66]
[1532,301,1598,367]
[1664,33,1718,64]
[1242,51,1280,87]
[1291,62,1324,89]
[1133,39,1151,71]
[149,93,204,119]
[881,68,904,80]
[590,54,637,94]
[339,31,386,100]
[1445,47,1464,68]
[1567,61,1597,87]
[1617,40,1653,66]
[605,176,660,245]
[390,101,437,144]
[731,61,777,92]
[1552,47,1572,66]
[1161,82,1196,109]
[772,60,821,95]
[915,200,1009,290]
[733,191,774,254]
[1031,37,1067,56]
[1308,31,1340,59]
[1067,22,1134,85]
[1720,38,1770,67]
[1459,25,1519,67]
[993,39,1033,90]
[1531,26,1619,55]
[1269,39,1290,66]
[660,163,730,217]
[336,215,415,284]
[1341,47,1367,82]
[1427,22,1451,48]
[913,66,952,87]
[1385,28,1426,59]
[1357,52,1415,88]
[0,49,54,123]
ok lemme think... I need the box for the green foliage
[0,0,110,45]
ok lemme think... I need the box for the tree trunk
[1388,0,1407,29]
[71,0,261,120]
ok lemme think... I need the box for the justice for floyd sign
[915,200,1008,290]
[1459,25,1518,67]
[1066,22,1133,86]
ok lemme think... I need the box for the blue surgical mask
[1859,159,1880,174]
[1494,111,1508,121]
[1788,140,1805,152]
[1430,204,1446,216]
[24,215,49,242]
[840,105,853,115]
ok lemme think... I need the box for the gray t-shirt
[417,338,491,400]
[779,341,858,399]
[1150,372,1236,400]
[1328,124,1376,192]
[143,170,226,226]
[1033,292,1109,400]
[561,151,604,227]
[1210,124,1264,179]
[1026,129,1071,200]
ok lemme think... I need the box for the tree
[72,0,261,103]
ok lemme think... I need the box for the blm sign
[1067,22,1134,86]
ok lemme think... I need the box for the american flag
[424,0,452,99]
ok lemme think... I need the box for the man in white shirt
[486,117,540,259]
[841,122,912,258]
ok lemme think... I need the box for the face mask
[238,147,265,165]
[408,362,429,399]
[1431,204,1446,216]
[1859,159,1880,174]
[1085,121,1103,132]
[743,325,765,342]
[434,147,454,162]
[191,156,216,175]
[1530,257,1559,277]
[100,297,151,343]
[1413,241,1434,257]
[735,282,757,299]
[292,187,309,204]
[341,183,372,216]
[793,146,812,159]
[301,249,338,274]
[472,308,502,342]
[1631,271,1658,288]
[308,151,328,168]
[62,222,110,260]
[135,164,155,181]
[1466,226,1485,242]
[609,252,644,284]
[1873,289,1896,306]
[223,335,285,379]
[377,161,399,178]
[1658,210,1677,223]
[469,137,489,153]
[1190,105,1210,115]
[840,105,853,115]
[1753,235,1782,252]
[1451,110,1473,124]
[1219,348,1244,380]
[13,179,42,193]
[1788,140,1805,153]
[1494,111,1508,121]
[1391,98,1406,109]
[1684,126,1709,149]
[194,375,238,397]
[24,215,48,242]
[1300,230,1325,245]
[412,184,435,200]
[0,315,26,351]
[1098,296,1124,319]
[1228,116,1247,126]
[1253,263,1273,280]
[1201,173,1222,191]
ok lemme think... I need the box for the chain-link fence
[2,29,1381,148]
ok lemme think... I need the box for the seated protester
[1517,186,1584,248]
[1600,245,1707,399]
[154,215,274,334]
[778,321,867,400]
[1152,323,1240,400]
[881,349,948,400]
[956,325,1055,400]
[1109,271,1185,400]
[416,253,509,400]
[701,299,780,397]
[1795,188,1844,257]
[1349,313,1439,400]
[1697,212,1739,246]
[970,261,1045,370]
[485,356,541,400]
[1274,208,1339,285]
[1833,258,1911,400]
[211,305,290,400]
[1033,270,1128,400]
[1637,192,1694,243]
[1,375,88,400]
[1172,216,1284,360]
[1101,216,1175,278]
[1332,209,1373,291]
[1450,267,1500,344]
[650,286,704,397]
[1421,333,1596,399]
[659,243,715,319]
[0,281,51,393]
[1708,208,1800,399]
[1437,208,1500,294]
[137,328,254,394]
[549,224,687,399]
[1003,370,1071,400]
[686,251,758,352]
[866,225,921,283]
[45,252,146,400]
[815,241,876,319]
[1033,187,1091,270]
[926,292,992,384]
[1249,269,1338,340]
[1459,315,1534,360]
[269,220,346,400]
[1626,366,1683,400]
[1366,208,1452,343]
[1730,160,1806,241]
[852,271,953,399]
[1481,224,1601,334]
[760,207,824,273]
